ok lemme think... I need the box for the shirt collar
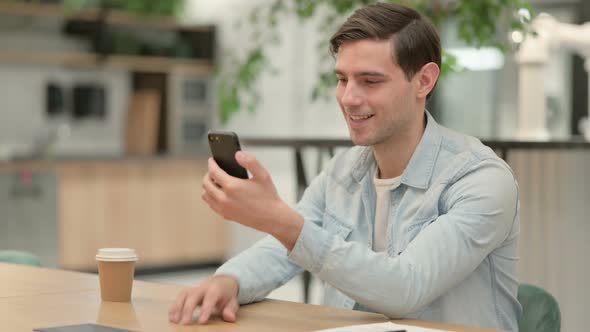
[351,111,442,189]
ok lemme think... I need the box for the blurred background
[0,0,588,331]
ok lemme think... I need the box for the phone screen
[207,131,248,179]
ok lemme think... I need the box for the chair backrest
[518,283,561,332]
[0,250,41,267]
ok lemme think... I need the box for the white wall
[182,0,346,136]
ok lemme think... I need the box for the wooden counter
[0,158,226,271]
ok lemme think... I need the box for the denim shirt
[216,112,522,332]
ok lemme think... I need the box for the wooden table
[0,263,501,331]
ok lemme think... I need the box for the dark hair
[330,3,441,96]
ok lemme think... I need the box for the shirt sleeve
[287,160,519,317]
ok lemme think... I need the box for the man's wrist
[269,202,304,251]
[214,274,240,297]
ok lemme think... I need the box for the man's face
[335,39,421,147]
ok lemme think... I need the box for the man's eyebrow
[334,70,387,77]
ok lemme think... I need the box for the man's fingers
[180,289,205,325]
[221,297,239,322]
[168,290,187,323]
[198,290,219,324]
[235,151,268,180]
[170,277,239,326]
[202,173,225,202]
[208,158,234,187]
[202,192,223,216]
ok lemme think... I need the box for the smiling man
[169,3,522,331]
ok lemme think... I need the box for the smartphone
[207,131,249,179]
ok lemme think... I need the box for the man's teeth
[350,114,373,121]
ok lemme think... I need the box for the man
[169,3,522,331]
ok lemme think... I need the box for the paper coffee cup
[96,248,138,302]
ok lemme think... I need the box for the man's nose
[341,84,363,108]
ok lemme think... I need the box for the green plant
[218,0,532,123]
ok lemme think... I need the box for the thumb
[235,151,268,179]
[221,298,239,322]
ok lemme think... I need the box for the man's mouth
[349,114,375,122]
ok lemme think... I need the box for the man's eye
[365,80,381,85]
[337,78,347,83]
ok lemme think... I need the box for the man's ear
[415,62,440,99]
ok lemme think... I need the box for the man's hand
[168,275,239,325]
[202,151,304,250]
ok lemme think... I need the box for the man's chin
[350,135,373,147]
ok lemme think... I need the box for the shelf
[0,2,212,32]
[0,3,215,73]
[0,50,213,74]
[106,55,213,74]
[0,2,96,20]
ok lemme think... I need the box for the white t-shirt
[373,167,402,252]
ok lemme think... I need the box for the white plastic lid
[95,248,138,262]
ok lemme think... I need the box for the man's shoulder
[438,125,500,162]
[433,125,518,214]
[435,125,513,179]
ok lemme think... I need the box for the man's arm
[210,151,330,304]
[170,152,330,325]
[287,160,518,317]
